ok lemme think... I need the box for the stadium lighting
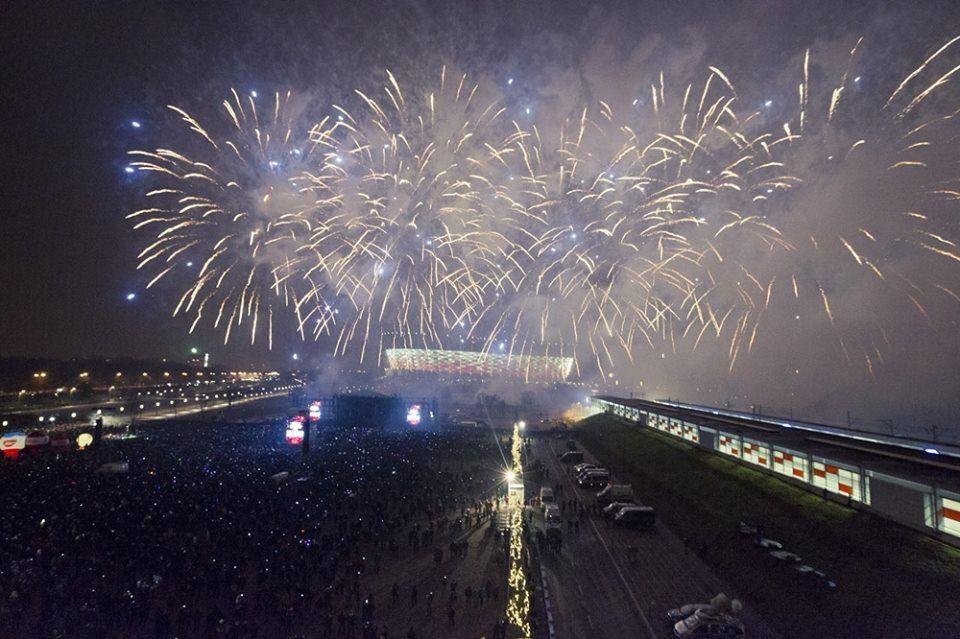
[384,348,573,383]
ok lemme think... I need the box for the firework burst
[127,41,960,379]
[128,90,324,348]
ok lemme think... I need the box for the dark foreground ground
[574,414,960,639]
[0,420,518,639]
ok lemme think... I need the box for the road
[532,436,781,639]
[136,389,292,422]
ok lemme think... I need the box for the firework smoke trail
[128,90,329,348]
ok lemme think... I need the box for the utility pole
[301,410,311,457]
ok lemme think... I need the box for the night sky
[2,1,959,431]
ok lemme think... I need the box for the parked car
[578,471,610,488]
[596,484,634,505]
[614,505,655,528]
[670,596,742,624]
[573,462,597,474]
[673,609,745,638]
[602,501,635,518]
[559,450,584,464]
[576,466,606,481]
[667,603,712,624]
[544,504,562,530]
[539,486,555,507]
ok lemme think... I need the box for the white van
[596,484,634,505]
[539,486,555,507]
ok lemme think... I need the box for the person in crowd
[0,419,510,638]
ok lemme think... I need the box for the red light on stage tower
[286,415,305,445]
[406,404,422,426]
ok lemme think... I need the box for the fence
[593,398,960,547]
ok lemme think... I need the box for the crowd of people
[0,418,515,638]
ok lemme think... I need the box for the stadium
[384,348,574,385]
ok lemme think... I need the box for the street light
[505,470,516,483]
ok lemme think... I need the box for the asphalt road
[532,436,781,639]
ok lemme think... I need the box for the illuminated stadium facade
[384,348,574,384]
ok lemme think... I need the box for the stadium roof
[384,348,573,383]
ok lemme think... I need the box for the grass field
[574,414,960,639]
